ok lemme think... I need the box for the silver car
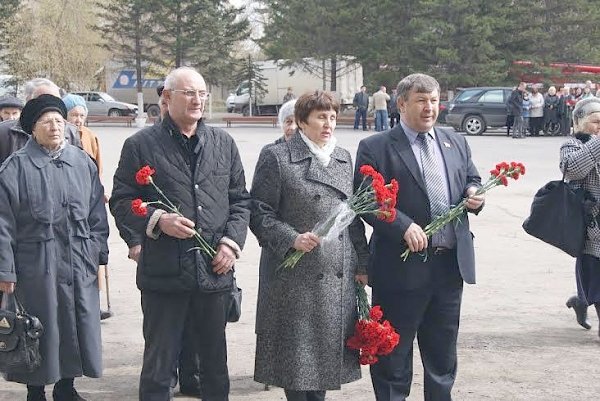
[72,91,138,117]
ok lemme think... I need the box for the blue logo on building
[112,71,162,89]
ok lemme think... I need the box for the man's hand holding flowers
[158,213,197,239]
[464,186,485,210]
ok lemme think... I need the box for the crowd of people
[506,80,599,138]
[0,67,598,401]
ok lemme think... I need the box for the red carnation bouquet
[130,165,216,257]
[346,284,400,365]
[280,165,399,269]
[401,161,526,261]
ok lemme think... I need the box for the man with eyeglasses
[110,66,250,401]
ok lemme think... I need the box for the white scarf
[299,130,337,167]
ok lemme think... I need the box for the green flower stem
[400,167,521,261]
[356,283,371,321]
[145,197,216,258]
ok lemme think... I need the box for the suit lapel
[389,127,427,195]
[288,133,351,198]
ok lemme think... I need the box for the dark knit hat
[19,94,67,135]
[0,95,24,110]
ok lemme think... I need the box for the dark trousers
[370,252,463,401]
[354,108,367,130]
[172,310,204,392]
[139,290,229,401]
[390,112,400,128]
[529,117,544,136]
[284,389,326,401]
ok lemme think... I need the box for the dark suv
[446,87,512,135]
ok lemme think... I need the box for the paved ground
[2,123,599,401]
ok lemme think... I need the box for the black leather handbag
[522,167,590,257]
[227,276,242,323]
[0,293,44,374]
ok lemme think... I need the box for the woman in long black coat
[0,95,108,401]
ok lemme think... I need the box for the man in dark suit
[355,73,484,401]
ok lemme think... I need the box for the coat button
[313,194,321,200]
[194,184,199,190]
[197,205,202,212]
[338,234,343,241]
[336,272,343,278]
[67,281,72,286]
[62,201,68,207]
[316,273,324,280]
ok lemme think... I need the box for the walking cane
[100,264,113,320]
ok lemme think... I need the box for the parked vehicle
[445,87,513,135]
[226,93,235,113]
[104,69,162,118]
[438,100,449,124]
[233,58,363,116]
[72,91,138,117]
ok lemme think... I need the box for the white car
[73,91,138,117]
[226,93,235,113]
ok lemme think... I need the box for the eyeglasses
[170,89,209,100]
[36,118,65,126]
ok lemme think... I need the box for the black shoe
[52,379,87,401]
[179,385,202,398]
[27,385,46,401]
[100,310,113,320]
[52,388,87,401]
[566,296,592,330]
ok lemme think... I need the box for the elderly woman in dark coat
[250,91,369,401]
[561,97,600,337]
[0,95,109,401]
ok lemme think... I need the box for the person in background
[580,82,595,101]
[388,88,400,128]
[373,85,391,132]
[0,78,81,164]
[544,86,560,135]
[353,86,369,131]
[507,82,525,139]
[155,84,168,124]
[522,91,531,137]
[251,90,369,401]
[561,97,600,338]
[62,93,112,322]
[558,87,575,136]
[0,94,109,401]
[276,99,297,143]
[0,95,24,121]
[283,87,296,103]
[529,86,545,136]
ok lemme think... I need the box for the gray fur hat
[573,97,600,130]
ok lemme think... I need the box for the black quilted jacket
[109,117,250,292]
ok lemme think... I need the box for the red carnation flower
[370,305,384,321]
[135,165,155,186]
[131,198,148,217]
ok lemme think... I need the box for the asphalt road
[1,123,597,401]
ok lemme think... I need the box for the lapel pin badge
[443,141,451,148]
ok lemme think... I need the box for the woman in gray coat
[0,95,109,401]
[250,91,369,401]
